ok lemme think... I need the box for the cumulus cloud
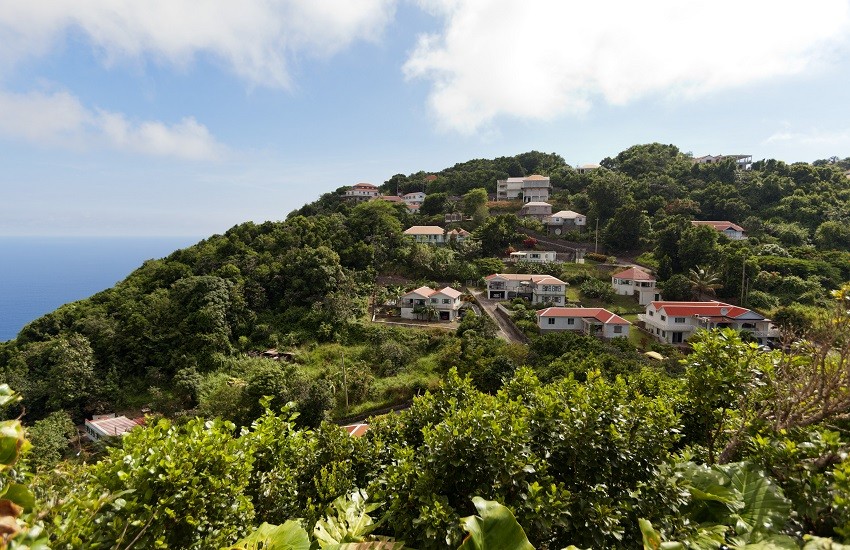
[0,89,225,160]
[0,0,397,88]
[766,126,850,147]
[404,0,850,133]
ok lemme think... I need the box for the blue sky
[1,0,849,236]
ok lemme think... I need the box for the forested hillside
[3,144,850,548]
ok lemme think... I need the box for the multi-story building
[639,300,779,346]
[536,307,630,339]
[692,154,752,170]
[611,267,659,305]
[485,273,566,304]
[399,286,463,321]
[344,182,380,201]
[496,175,551,203]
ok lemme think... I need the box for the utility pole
[594,218,599,253]
[341,351,349,411]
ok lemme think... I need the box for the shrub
[585,252,609,263]
[580,278,615,301]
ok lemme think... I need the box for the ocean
[0,236,200,342]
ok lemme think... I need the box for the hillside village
[3,145,850,549]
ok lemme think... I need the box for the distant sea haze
[0,236,200,342]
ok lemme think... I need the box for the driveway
[466,288,528,344]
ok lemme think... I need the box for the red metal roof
[343,423,369,437]
[650,301,753,318]
[691,220,745,232]
[612,267,655,281]
[536,307,630,325]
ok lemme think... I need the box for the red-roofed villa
[611,267,660,305]
[639,301,779,345]
[536,307,630,339]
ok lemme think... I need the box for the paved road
[466,288,527,344]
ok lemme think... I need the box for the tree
[603,202,650,251]
[687,265,723,300]
[814,220,850,251]
[658,274,692,301]
[462,188,489,223]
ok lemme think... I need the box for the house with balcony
[691,220,746,240]
[537,307,630,339]
[496,174,551,203]
[638,300,779,346]
[485,273,566,304]
[399,286,463,321]
[611,267,659,305]
[344,182,380,201]
[403,225,446,244]
[402,191,426,212]
[545,210,586,235]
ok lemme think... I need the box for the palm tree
[688,266,723,300]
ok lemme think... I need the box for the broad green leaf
[1,483,35,511]
[227,521,311,550]
[802,535,850,549]
[458,497,534,550]
[728,463,791,536]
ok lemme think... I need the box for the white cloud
[0,0,397,88]
[0,89,225,160]
[766,127,850,146]
[404,0,850,133]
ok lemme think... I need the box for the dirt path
[466,288,528,344]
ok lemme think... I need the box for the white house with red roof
[485,273,566,304]
[639,300,779,345]
[399,286,464,321]
[84,414,142,441]
[611,267,659,305]
[536,307,630,339]
[344,182,380,201]
[691,220,746,240]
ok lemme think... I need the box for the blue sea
[0,236,200,342]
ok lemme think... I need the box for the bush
[579,278,615,301]
[585,252,609,263]
[745,290,779,311]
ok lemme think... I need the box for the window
[674,317,685,324]
[660,315,666,321]
[443,299,450,304]
[672,332,684,344]
[548,318,555,325]
[662,331,666,337]
[613,326,623,334]
[567,318,575,325]
[649,310,654,316]
[552,296,561,303]
[430,298,438,303]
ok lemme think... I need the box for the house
[692,154,752,170]
[85,414,141,441]
[611,267,659,305]
[485,273,567,304]
[496,174,552,202]
[344,182,380,201]
[403,226,447,244]
[576,163,601,174]
[537,307,630,339]
[638,300,779,346]
[691,220,746,240]
[508,250,558,264]
[521,175,551,203]
[402,191,426,207]
[446,228,470,243]
[517,201,552,221]
[545,210,586,235]
[399,286,463,321]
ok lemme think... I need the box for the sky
[1,0,850,237]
